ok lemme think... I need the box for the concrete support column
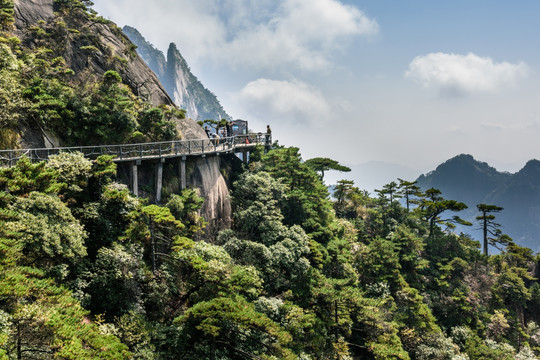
[179,156,187,190]
[155,160,164,204]
[131,161,138,197]
[241,149,248,163]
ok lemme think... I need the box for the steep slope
[123,26,231,121]
[120,25,167,84]
[416,154,540,251]
[14,0,173,111]
[10,0,231,232]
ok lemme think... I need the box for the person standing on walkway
[265,125,271,145]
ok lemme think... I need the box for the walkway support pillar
[156,159,164,204]
[241,149,248,163]
[131,161,139,197]
[179,156,187,190]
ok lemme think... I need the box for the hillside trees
[0,44,29,148]
[0,157,129,359]
[259,147,335,244]
[416,187,470,238]
[398,178,421,212]
[226,151,421,358]
[2,142,540,358]
[304,157,351,181]
[476,203,507,256]
[0,0,14,32]
[330,175,540,357]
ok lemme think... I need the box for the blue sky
[91,0,540,190]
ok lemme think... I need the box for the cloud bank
[405,52,528,96]
[238,79,331,125]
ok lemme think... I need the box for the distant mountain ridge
[123,26,231,121]
[416,154,540,251]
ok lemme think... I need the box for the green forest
[2,145,540,360]
[2,0,540,359]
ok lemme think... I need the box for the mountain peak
[436,154,493,172]
[420,154,500,183]
[517,159,540,177]
[416,154,511,208]
[124,26,231,121]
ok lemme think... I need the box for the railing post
[131,161,139,197]
[119,146,123,160]
[201,140,204,153]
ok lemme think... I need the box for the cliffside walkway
[0,133,269,167]
[0,133,271,202]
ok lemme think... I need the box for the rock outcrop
[123,26,231,121]
[13,0,173,108]
[13,0,54,28]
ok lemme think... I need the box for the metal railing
[0,133,271,167]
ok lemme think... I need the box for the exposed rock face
[188,157,232,233]
[13,0,173,108]
[123,26,231,121]
[12,0,233,234]
[13,0,54,28]
[121,26,167,85]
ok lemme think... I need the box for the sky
[91,0,540,190]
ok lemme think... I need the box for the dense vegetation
[1,145,540,359]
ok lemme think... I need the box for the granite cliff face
[14,0,173,109]
[11,0,232,232]
[123,26,231,121]
[174,118,232,232]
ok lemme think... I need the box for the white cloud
[92,0,378,72]
[405,52,528,96]
[238,79,331,125]
[225,0,378,71]
[481,122,506,132]
[279,0,379,46]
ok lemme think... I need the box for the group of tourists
[204,122,272,146]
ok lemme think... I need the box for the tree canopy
[304,157,351,180]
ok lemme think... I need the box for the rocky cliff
[14,0,173,111]
[11,0,232,233]
[123,26,231,121]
